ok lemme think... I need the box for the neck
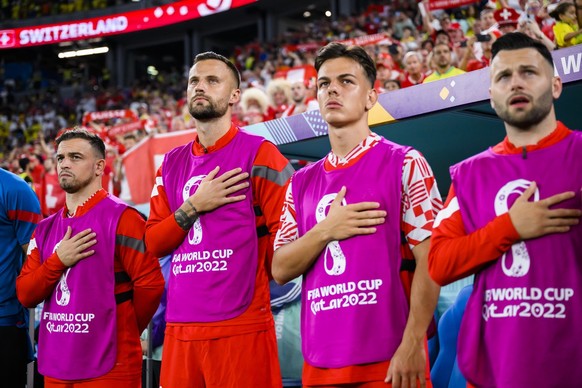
[410,72,422,81]
[437,65,451,74]
[505,112,557,148]
[328,118,371,158]
[66,184,101,216]
[195,115,232,149]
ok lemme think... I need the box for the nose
[194,80,207,93]
[509,73,525,91]
[327,80,339,95]
[58,157,71,169]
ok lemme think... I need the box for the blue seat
[430,284,473,388]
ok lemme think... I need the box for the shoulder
[254,140,291,172]
[0,169,40,210]
[292,158,324,183]
[450,148,494,177]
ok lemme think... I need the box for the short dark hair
[314,42,376,87]
[491,32,554,68]
[549,2,574,20]
[56,128,106,159]
[194,52,241,88]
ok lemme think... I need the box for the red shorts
[305,382,431,388]
[160,326,282,388]
[44,374,140,388]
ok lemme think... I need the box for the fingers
[418,373,427,388]
[225,182,250,195]
[63,226,72,240]
[71,229,95,243]
[347,201,381,212]
[517,181,537,202]
[222,194,246,204]
[384,365,393,384]
[204,166,220,181]
[217,167,247,184]
[222,172,250,189]
[542,191,576,207]
[544,226,572,234]
[547,208,582,219]
[353,209,386,219]
[332,186,347,206]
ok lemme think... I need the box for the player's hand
[509,182,581,239]
[385,338,427,388]
[187,166,250,213]
[56,226,97,267]
[316,186,386,242]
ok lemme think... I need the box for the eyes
[189,78,219,86]
[496,69,537,82]
[56,155,81,163]
[318,79,354,89]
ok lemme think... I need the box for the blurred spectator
[423,43,466,83]
[383,79,401,91]
[460,33,496,71]
[281,66,318,117]
[494,7,521,34]
[266,78,292,119]
[550,2,582,48]
[241,87,271,124]
[518,19,556,50]
[401,51,427,87]
[39,156,66,217]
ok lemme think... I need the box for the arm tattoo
[175,208,196,231]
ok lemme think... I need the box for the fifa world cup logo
[182,175,206,246]
[53,240,71,306]
[316,193,347,276]
[494,179,539,277]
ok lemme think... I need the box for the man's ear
[365,88,379,111]
[230,88,241,106]
[95,158,106,177]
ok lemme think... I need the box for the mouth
[326,100,342,109]
[192,96,208,103]
[508,95,530,108]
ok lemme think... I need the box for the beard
[493,89,554,130]
[59,174,92,194]
[189,97,229,121]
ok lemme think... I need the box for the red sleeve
[17,232,68,308]
[428,185,521,286]
[251,141,293,275]
[144,164,188,258]
[115,208,165,333]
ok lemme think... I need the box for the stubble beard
[494,90,554,130]
[189,99,229,121]
[60,174,93,194]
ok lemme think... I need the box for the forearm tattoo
[175,208,196,231]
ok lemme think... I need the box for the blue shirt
[0,169,41,326]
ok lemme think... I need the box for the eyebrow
[318,73,356,81]
[56,151,84,158]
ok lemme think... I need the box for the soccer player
[429,32,582,387]
[17,129,164,387]
[272,42,442,388]
[145,52,293,388]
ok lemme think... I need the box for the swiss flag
[0,30,15,48]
